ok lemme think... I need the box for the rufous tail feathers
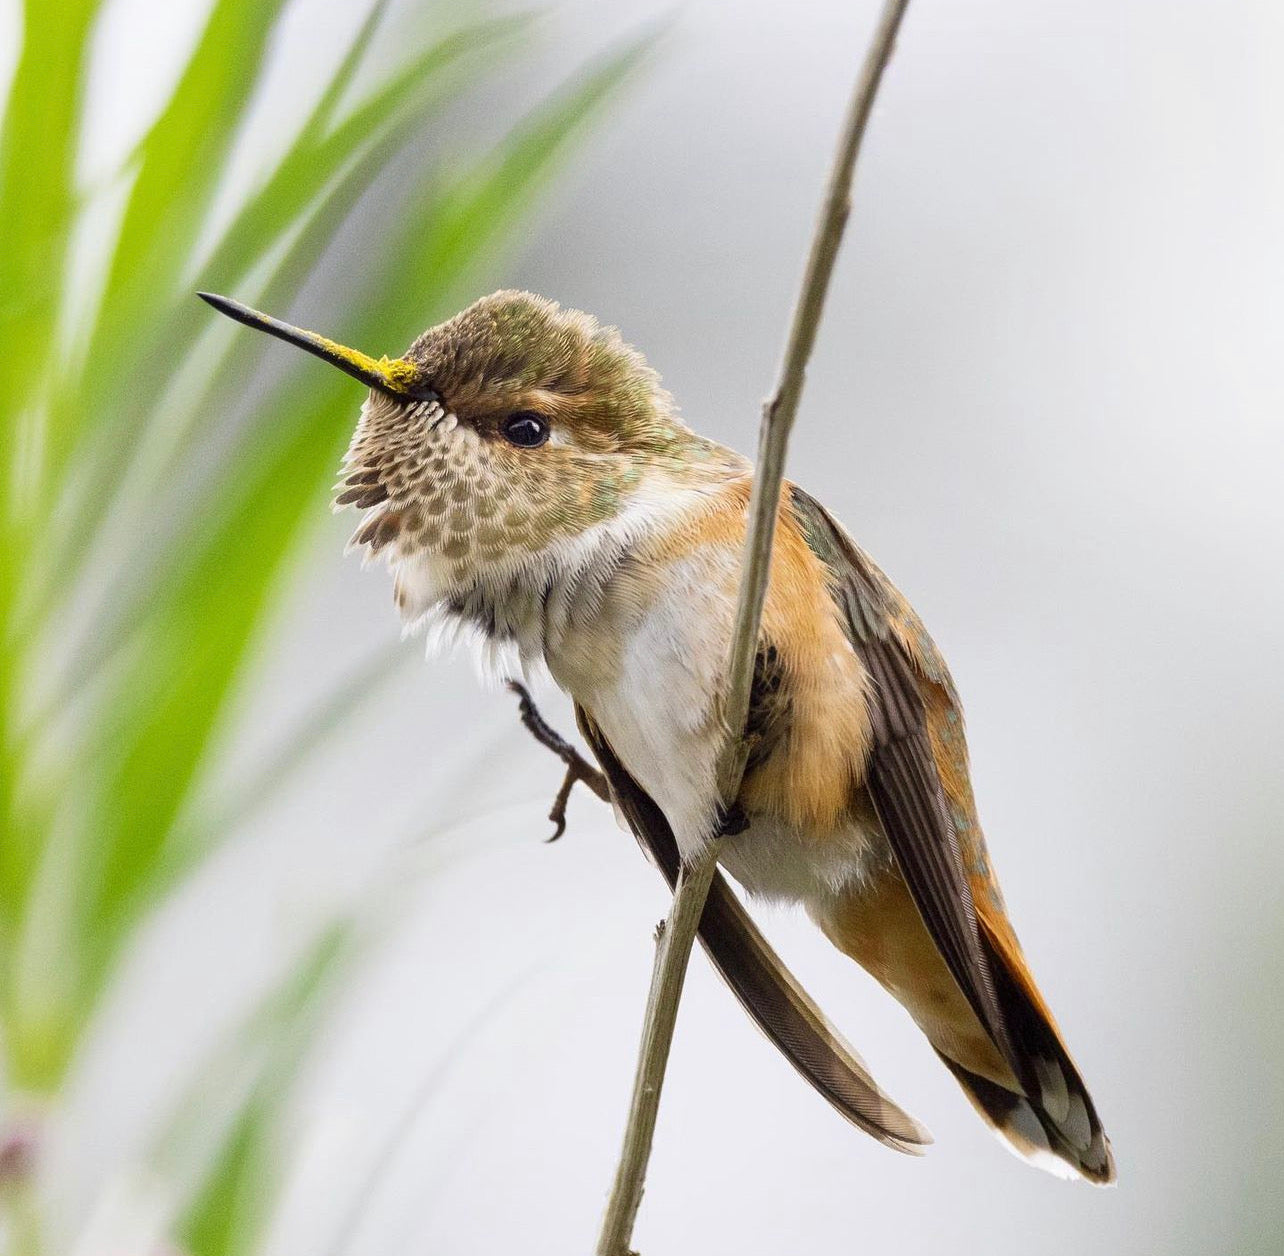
[945,916,1115,1183]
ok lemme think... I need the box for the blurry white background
[36,0,1284,1252]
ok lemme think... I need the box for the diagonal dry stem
[594,3,914,1252]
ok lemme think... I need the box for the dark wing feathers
[789,486,1025,1087]
[576,704,931,1153]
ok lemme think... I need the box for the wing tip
[882,1119,935,1157]
[578,702,934,1161]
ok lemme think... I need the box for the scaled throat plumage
[332,290,743,656]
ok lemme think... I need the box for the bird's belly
[719,812,892,906]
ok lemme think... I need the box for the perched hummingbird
[200,288,1115,1183]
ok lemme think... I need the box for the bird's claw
[507,680,609,842]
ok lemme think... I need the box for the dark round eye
[501,411,549,448]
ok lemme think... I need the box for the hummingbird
[199,288,1115,1183]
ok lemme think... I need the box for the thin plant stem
[594,3,913,1252]
[595,853,720,1256]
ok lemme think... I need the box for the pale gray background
[46,0,1284,1252]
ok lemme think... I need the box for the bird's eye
[501,410,550,448]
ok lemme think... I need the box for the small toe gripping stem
[507,681,610,841]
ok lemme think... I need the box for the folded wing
[789,485,1114,1182]
[577,704,931,1154]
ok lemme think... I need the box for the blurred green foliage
[0,0,650,1248]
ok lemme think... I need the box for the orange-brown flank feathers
[581,477,876,839]
[740,484,874,835]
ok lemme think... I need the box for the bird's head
[200,289,739,631]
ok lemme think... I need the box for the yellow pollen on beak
[316,338,418,396]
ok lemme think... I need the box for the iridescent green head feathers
[401,290,680,454]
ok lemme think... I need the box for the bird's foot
[716,801,750,838]
[507,680,610,841]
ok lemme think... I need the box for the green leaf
[4,13,534,932]
[0,2,658,1100]
[178,1093,275,1256]
[299,0,393,142]
[199,13,533,299]
[0,0,101,961]
[159,640,413,886]
[42,0,293,483]
[0,0,99,448]
[77,33,657,956]
[83,396,352,953]
[167,922,354,1256]
[30,14,530,662]
[363,28,662,335]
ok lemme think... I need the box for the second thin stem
[594,845,722,1256]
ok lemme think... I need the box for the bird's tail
[817,872,1114,1183]
[940,917,1115,1184]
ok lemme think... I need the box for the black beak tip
[197,290,280,339]
[197,290,237,316]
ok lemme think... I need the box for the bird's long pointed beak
[197,292,437,402]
